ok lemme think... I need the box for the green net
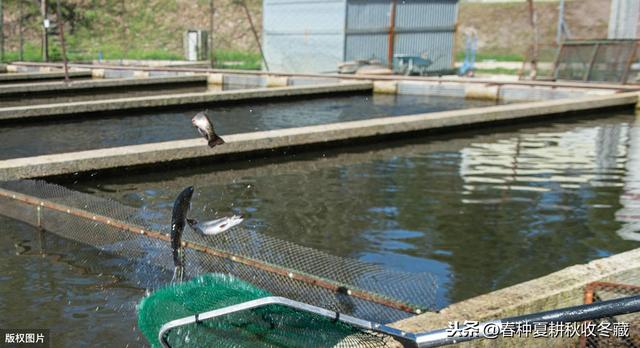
[138,273,392,348]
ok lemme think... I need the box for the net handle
[157,296,419,348]
[415,295,640,347]
[0,186,426,314]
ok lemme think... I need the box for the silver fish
[191,111,225,148]
[186,215,244,236]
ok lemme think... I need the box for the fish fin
[186,218,199,231]
[208,134,225,148]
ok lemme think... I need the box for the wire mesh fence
[0,179,438,326]
[553,40,640,84]
[581,282,640,348]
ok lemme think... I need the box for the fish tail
[208,134,225,148]
[172,247,182,267]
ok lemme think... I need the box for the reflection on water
[69,110,640,307]
[617,124,640,241]
[0,94,498,159]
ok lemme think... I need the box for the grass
[2,42,262,71]
[475,67,521,75]
[213,50,262,70]
[456,51,524,62]
[1,43,45,62]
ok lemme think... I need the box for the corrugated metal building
[263,0,459,73]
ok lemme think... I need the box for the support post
[0,0,4,63]
[387,0,397,68]
[556,0,564,45]
[527,0,539,79]
[209,0,215,68]
[121,0,128,59]
[584,43,600,82]
[239,0,268,71]
[55,0,69,82]
[19,0,24,61]
[41,0,48,62]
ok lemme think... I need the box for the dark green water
[0,94,497,159]
[0,217,148,347]
[69,110,640,305]
[0,83,255,107]
[2,109,640,346]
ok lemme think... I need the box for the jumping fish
[171,186,194,283]
[191,111,225,148]
[186,215,244,236]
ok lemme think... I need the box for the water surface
[0,83,257,107]
[3,109,639,346]
[0,94,498,159]
[69,110,640,306]
[0,218,147,347]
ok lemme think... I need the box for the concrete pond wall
[2,62,640,347]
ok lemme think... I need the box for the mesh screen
[582,282,640,348]
[555,44,595,81]
[554,40,639,83]
[0,180,437,326]
[589,43,636,83]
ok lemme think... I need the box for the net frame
[157,296,416,348]
[0,180,437,325]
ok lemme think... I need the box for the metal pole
[0,0,4,63]
[387,0,397,68]
[19,0,24,61]
[41,0,48,62]
[556,0,564,45]
[209,0,215,68]
[527,0,539,79]
[121,0,128,59]
[55,0,69,82]
[239,0,269,71]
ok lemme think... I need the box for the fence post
[41,0,48,62]
[0,0,4,63]
[19,0,24,61]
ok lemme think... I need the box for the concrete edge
[12,61,640,92]
[390,246,640,334]
[0,70,92,82]
[0,75,208,95]
[0,81,372,121]
[0,91,636,180]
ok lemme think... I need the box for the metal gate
[344,0,458,72]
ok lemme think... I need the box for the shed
[262,0,459,74]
